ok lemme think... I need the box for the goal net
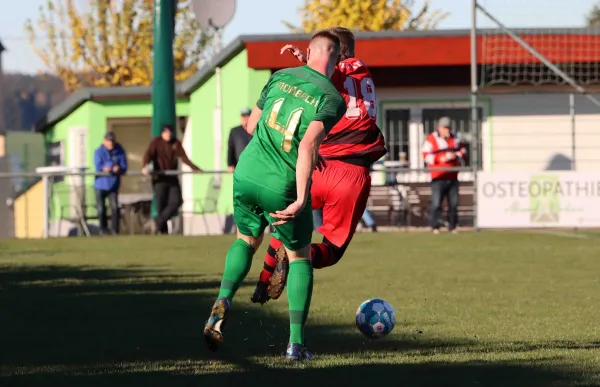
[476,0,600,89]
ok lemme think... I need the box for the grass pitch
[1,231,600,386]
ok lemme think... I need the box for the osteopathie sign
[477,172,600,228]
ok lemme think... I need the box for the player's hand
[316,154,326,172]
[141,166,148,176]
[227,166,235,173]
[280,44,307,63]
[269,201,305,226]
[103,166,111,173]
[445,152,456,161]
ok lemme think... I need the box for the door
[109,119,152,195]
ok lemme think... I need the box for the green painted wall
[188,49,271,214]
[88,99,189,171]
[45,98,189,220]
[43,48,272,221]
[45,102,91,166]
[4,131,45,197]
[45,103,92,220]
[5,131,45,173]
[47,98,189,167]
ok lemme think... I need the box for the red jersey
[421,132,466,180]
[318,58,387,163]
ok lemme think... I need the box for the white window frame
[381,101,491,172]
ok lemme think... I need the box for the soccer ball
[355,298,396,339]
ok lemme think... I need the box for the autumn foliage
[284,0,448,32]
[25,0,212,92]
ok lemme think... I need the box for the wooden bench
[366,182,475,228]
[366,184,410,227]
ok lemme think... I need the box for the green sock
[287,259,313,345]
[217,239,255,301]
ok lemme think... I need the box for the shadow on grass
[0,265,594,387]
[8,362,592,387]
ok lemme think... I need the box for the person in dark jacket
[142,124,203,234]
[94,132,127,235]
[227,107,253,172]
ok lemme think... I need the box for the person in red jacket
[422,117,466,234]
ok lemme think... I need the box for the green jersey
[235,66,346,196]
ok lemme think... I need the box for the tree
[587,4,600,28]
[284,0,449,33]
[25,0,212,92]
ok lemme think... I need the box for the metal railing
[0,166,478,239]
[369,166,475,230]
[0,169,225,239]
[7,164,595,238]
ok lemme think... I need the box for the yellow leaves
[25,0,213,92]
[286,0,449,32]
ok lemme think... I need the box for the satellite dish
[192,0,236,30]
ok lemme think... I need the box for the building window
[384,109,410,162]
[48,141,64,166]
[48,141,64,183]
[421,108,483,168]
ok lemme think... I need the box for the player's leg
[251,175,325,304]
[447,179,459,232]
[262,162,369,302]
[250,237,284,304]
[204,180,268,351]
[271,205,314,361]
[217,230,264,301]
[430,179,443,233]
[284,244,313,361]
[311,162,371,269]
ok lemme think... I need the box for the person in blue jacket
[94,132,127,235]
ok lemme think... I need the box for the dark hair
[328,27,355,60]
[310,29,341,56]
[162,124,174,132]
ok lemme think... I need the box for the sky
[0,0,596,74]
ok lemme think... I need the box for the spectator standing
[422,117,466,234]
[227,107,253,172]
[312,208,323,231]
[361,210,378,232]
[142,124,203,234]
[93,132,127,235]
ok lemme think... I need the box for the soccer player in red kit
[251,27,387,304]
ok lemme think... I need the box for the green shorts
[233,177,313,251]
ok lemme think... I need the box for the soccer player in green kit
[203,30,346,361]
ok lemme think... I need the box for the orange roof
[243,29,600,69]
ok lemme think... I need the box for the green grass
[1,231,600,386]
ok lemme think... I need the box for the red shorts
[311,160,371,248]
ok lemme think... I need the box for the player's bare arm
[270,120,326,226]
[281,44,308,64]
[245,105,263,135]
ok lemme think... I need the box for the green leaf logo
[529,175,559,224]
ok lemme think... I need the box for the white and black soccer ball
[355,298,396,339]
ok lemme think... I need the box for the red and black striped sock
[259,237,283,284]
[310,243,337,269]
